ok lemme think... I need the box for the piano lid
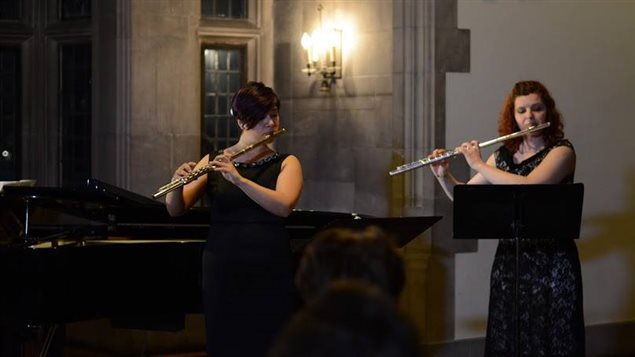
[1,179,208,241]
[6,178,204,216]
[0,178,368,243]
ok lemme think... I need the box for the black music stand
[324,216,442,247]
[453,183,584,357]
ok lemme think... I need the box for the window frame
[57,39,92,187]
[200,44,247,156]
[0,0,94,186]
[200,0,258,29]
[0,45,22,180]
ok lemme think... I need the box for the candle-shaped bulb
[301,32,313,64]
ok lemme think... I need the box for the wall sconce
[300,4,342,92]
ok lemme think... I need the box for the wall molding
[115,0,131,189]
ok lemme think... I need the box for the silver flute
[152,128,286,199]
[389,122,551,176]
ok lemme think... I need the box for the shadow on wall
[577,169,635,352]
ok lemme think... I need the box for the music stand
[324,216,442,248]
[453,183,584,357]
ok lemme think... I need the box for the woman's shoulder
[280,154,303,173]
[550,138,574,152]
[280,153,301,165]
[555,138,573,147]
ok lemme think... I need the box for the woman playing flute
[430,80,584,356]
[166,82,303,357]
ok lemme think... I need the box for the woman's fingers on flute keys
[172,162,196,180]
[430,149,447,163]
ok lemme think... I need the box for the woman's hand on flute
[456,140,485,171]
[429,148,450,178]
[165,161,198,216]
[212,153,243,185]
[172,162,197,181]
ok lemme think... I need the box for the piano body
[0,179,359,355]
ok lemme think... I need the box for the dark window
[0,0,20,21]
[59,42,91,187]
[201,46,244,156]
[0,46,20,180]
[60,0,91,20]
[202,0,246,19]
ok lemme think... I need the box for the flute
[152,128,286,199]
[389,122,550,176]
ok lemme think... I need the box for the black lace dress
[203,153,295,357]
[484,139,585,356]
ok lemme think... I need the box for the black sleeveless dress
[202,153,295,357]
[484,139,585,356]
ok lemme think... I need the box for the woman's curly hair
[498,80,564,153]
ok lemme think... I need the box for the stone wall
[129,0,202,196]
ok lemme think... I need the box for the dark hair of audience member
[268,280,421,357]
[295,226,406,303]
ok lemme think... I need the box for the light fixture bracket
[300,4,343,91]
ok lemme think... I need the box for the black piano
[0,179,360,355]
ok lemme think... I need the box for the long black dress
[484,139,585,356]
[203,153,295,357]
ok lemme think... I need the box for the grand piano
[0,179,360,355]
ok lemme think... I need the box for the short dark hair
[230,81,280,129]
[269,281,421,357]
[295,226,406,303]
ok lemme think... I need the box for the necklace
[233,152,280,168]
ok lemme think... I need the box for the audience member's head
[269,280,421,357]
[295,226,405,303]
